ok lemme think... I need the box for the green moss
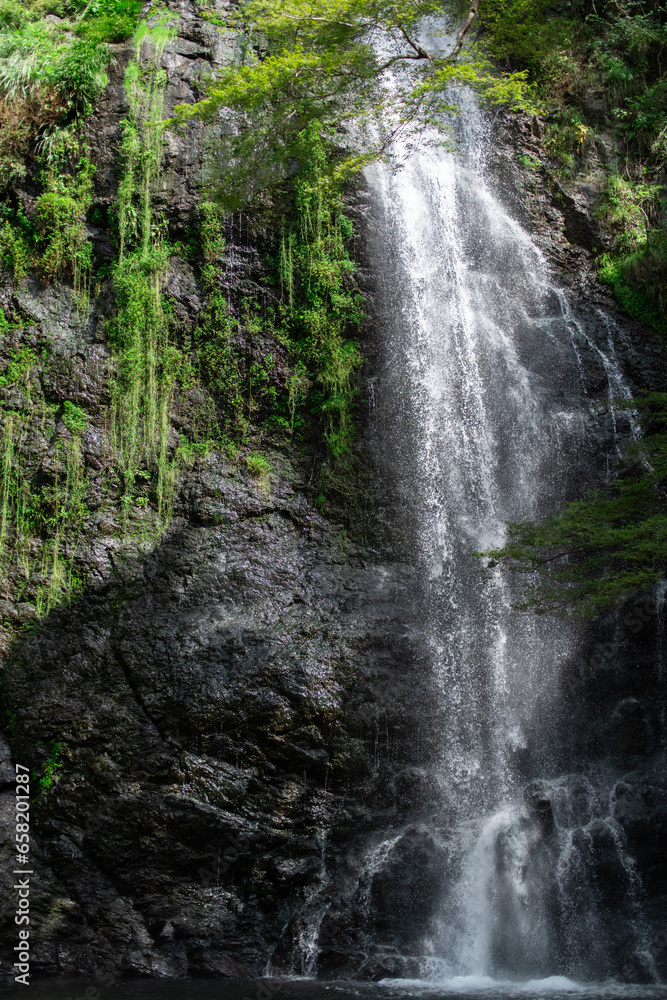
[598,250,666,333]
[595,174,667,333]
[0,346,37,390]
[0,220,30,285]
[0,406,88,619]
[193,200,244,432]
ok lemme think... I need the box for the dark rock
[524,781,554,833]
[609,698,655,757]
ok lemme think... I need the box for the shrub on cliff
[479,394,667,618]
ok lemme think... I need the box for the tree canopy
[173,0,530,207]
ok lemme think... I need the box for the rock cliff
[0,0,438,979]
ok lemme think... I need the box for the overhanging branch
[448,0,481,61]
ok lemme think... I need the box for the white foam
[523,977,585,992]
[379,976,507,992]
[446,976,507,990]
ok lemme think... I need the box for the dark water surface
[3,979,667,1000]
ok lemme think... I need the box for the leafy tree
[479,394,667,619]
[170,0,535,465]
[174,0,530,207]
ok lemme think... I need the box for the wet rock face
[0,450,434,978]
[368,828,446,949]
[491,109,667,906]
[86,0,242,233]
[489,110,667,404]
[0,0,436,981]
[491,112,667,970]
[309,826,449,981]
[523,781,554,834]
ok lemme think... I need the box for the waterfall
[361,84,651,984]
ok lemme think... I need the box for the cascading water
[359,80,652,984]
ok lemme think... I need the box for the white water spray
[363,82,647,981]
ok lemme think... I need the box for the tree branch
[448,0,481,61]
[378,51,433,72]
[399,26,433,62]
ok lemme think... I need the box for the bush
[35,192,83,276]
[75,0,143,43]
[0,23,108,113]
[0,220,30,284]
[246,452,271,480]
[61,400,88,435]
[478,0,575,72]
[598,226,667,333]
[49,38,109,113]
[30,140,95,281]
[0,91,65,189]
[0,0,25,29]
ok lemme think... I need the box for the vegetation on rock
[3,0,667,620]
[480,394,667,618]
[470,1,667,615]
[474,0,667,332]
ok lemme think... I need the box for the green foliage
[246,451,271,480]
[35,191,89,281]
[0,221,29,284]
[595,174,667,332]
[597,173,660,252]
[177,1,537,463]
[543,112,591,176]
[479,393,667,618]
[109,17,179,524]
[193,156,363,460]
[0,347,37,390]
[75,0,143,43]
[0,408,88,619]
[61,400,88,435]
[0,1,25,30]
[33,132,95,297]
[39,740,63,792]
[478,0,575,71]
[175,0,530,208]
[472,1,667,332]
[109,245,177,518]
[193,201,244,429]
[0,137,94,289]
[278,121,363,459]
[0,0,140,215]
[0,23,109,113]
